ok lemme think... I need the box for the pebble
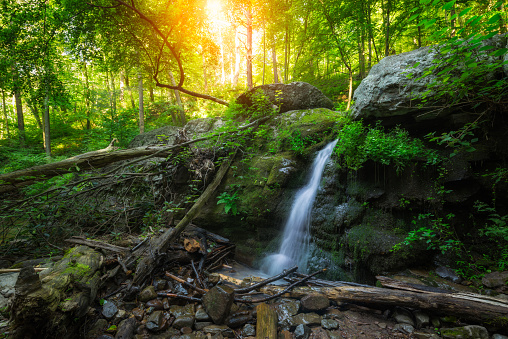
[102,301,118,319]
[295,324,311,339]
[138,285,158,302]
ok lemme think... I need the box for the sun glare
[206,0,222,17]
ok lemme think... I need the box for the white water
[262,139,338,276]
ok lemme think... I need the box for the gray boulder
[236,82,334,114]
[352,34,508,122]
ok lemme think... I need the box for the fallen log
[65,236,130,254]
[260,280,508,326]
[0,116,270,193]
[130,150,237,286]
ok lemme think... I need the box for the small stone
[242,323,256,336]
[413,332,441,339]
[275,299,301,319]
[393,308,415,327]
[202,285,235,324]
[146,310,163,332]
[435,266,462,284]
[112,309,127,324]
[294,324,311,339]
[441,325,489,339]
[153,278,167,291]
[321,318,338,330]
[203,324,234,337]
[195,307,211,321]
[173,315,195,329]
[208,273,220,285]
[378,323,387,329]
[145,306,155,315]
[394,323,415,334]
[195,321,214,330]
[132,308,144,321]
[181,326,193,334]
[226,314,252,328]
[280,329,292,339]
[413,310,430,328]
[116,318,137,338]
[482,271,508,288]
[292,313,322,326]
[146,299,163,310]
[138,285,158,302]
[300,294,329,311]
[96,335,114,339]
[102,301,118,319]
[162,298,170,310]
[170,304,195,318]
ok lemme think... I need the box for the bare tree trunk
[83,62,91,130]
[138,70,144,134]
[219,26,225,85]
[246,4,253,89]
[284,26,289,83]
[125,71,136,110]
[262,22,266,85]
[169,71,185,126]
[14,90,25,146]
[233,26,241,86]
[43,91,51,156]
[110,71,117,114]
[202,53,208,93]
[384,0,391,56]
[120,71,125,104]
[2,90,10,140]
[450,5,456,37]
[272,35,279,83]
[29,104,43,130]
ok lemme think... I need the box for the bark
[43,91,51,156]
[110,70,117,113]
[138,69,144,134]
[384,0,391,57]
[2,90,9,139]
[29,104,43,130]
[169,71,185,125]
[233,26,241,86]
[256,303,277,339]
[83,62,91,130]
[272,35,279,83]
[260,278,508,326]
[246,3,253,89]
[131,149,237,286]
[125,72,136,109]
[14,89,25,146]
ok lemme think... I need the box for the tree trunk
[14,90,25,146]
[83,62,91,130]
[29,104,43,130]
[110,71,117,114]
[219,26,225,85]
[384,0,391,57]
[284,25,289,83]
[246,3,253,89]
[256,303,277,339]
[43,91,51,156]
[233,26,241,86]
[450,5,456,37]
[2,90,10,139]
[260,278,508,326]
[138,70,144,134]
[202,53,208,93]
[272,36,279,83]
[262,22,266,85]
[169,71,185,126]
[125,71,136,110]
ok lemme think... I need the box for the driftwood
[0,268,47,273]
[260,277,508,326]
[0,116,270,193]
[256,303,277,339]
[130,150,237,286]
[65,236,130,254]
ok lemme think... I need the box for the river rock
[441,325,489,339]
[242,323,256,336]
[394,323,415,334]
[301,293,329,311]
[413,310,430,328]
[86,319,108,339]
[146,310,163,332]
[321,318,339,330]
[138,286,157,302]
[170,304,195,318]
[492,334,508,339]
[173,314,195,329]
[294,324,311,339]
[393,308,414,326]
[202,285,234,324]
[132,308,144,321]
[202,324,234,337]
[0,272,18,310]
[435,266,462,284]
[482,271,508,288]
[236,82,334,114]
[292,312,322,326]
[195,321,213,330]
[153,278,167,291]
[102,301,118,319]
[226,313,251,328]
[146,299,163,310]
[195,307,211,321]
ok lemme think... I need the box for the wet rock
[15,266,41,295]
[242,323,256,336]
[86,318,108,339]
[435,266,462,284]
[413,333,441,339]
[181,326,193,334]
[115,317,137,339]
[170,304,195,318]
[0,272,18,310]
[280,329,292,339]
[173,315,195,329]
[393,308,414,326]
[482,271,508,288]
[146,310,163,332]
[492,334,508,339]
[292,312,322,326]
[226,313,251,328]
[311,328,331,339]
[145,307,155,315]
[294,324,311,339]
[195,322,213,330]
[153,278,167,291]
[138,286,157,302]
[162,298,170,310]
[301,294,329,312]
[102,301,119,319]
[195,307,211,321]
[146,299,164,310]
[394,323,415,334]
[414,310,430,328]
[276,299,301,318]
[441,325,489,339]
[96,335,114,339]
[112,309,127,324]
[202,324,234,337]
[321,318,339,330]
[202,285,234,324]
[132,308,144,321]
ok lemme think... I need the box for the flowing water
[262,139,338,276]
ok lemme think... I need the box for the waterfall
[262,139,338,276]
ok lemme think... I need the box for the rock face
[352,34,508,122]
[236,82,334,113]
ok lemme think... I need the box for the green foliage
[475,201,508,242]
[287,129,316,156]
[426,122,479,157]
[217,191,240,215]
[334,120,440,173]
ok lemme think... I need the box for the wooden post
[256,303,277,339]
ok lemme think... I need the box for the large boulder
[352,34,508,122]
[236,82,334,113]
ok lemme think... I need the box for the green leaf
[442,0,456,10]
[467,63,477,68]
[450,13,458,21]
[459,7,472,17]
[432,0,440,5]
[409,13,420,22]
[420,0,431,4]
[490,48,508,57]
[488,13,501,25]
[425,19,437,28]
